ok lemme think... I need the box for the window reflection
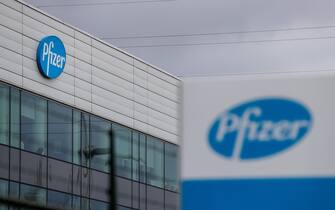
[90,116,111,173]
[48,158,72,193]
[21,151,47,187]
[47,190,72,209]
[114,124,132,179]
[165,143,179,192]
[21,92,47,155]
[90,199,109,210]
[73,111,90,167]
[0,145,9,179]
[147,136,164,188]
[48,101,72,162]
[90,170,110,202]
[10,87,20,148]
[20,184,46,206]
[0,84,9,145]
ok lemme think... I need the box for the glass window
[139,134,146,183]
[21,92,47,155]
[114,124,132,179]
[48,158,72,193]
[90,116,111,173]
[132,132,139,181]
[82,167,90,198]
[73,165,81,196]
[21,151,47,187]
[47,190,72,209]
[20,184,46,206]
[147,136,164,188]
[116,177,131,208]
[10,148,20,181]
[0,84,9,145]
[48,101,72,162]
[132,182,139,209]
[117,206,132,210]
[0,145,9,179]
[82,197,90,210]
[9,181,19,200]
[147,186,164,210]
[0,179,8,210]
[0,179,8,198]
[73,111,81,165]
[72,195,81,210]
[165,191,179,210]
[10,87,20,148]
[90,199,109,210]
[165,143,179,192]
[90,170,110,202]
[74,112,90,167]
[9,182,19,210]
[139,183,146,210]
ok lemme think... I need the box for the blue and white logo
[36,35,66,79]
[208,98,312,160]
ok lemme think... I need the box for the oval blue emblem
[208,98,312,160]
[36,35,66,79]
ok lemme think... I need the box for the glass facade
[0,82,179,210]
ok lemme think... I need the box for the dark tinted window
[10,148,20,181]
[10,87,20,148]
[20,184,46,206]
[73,165,81,196]
[165,143,178,192]
[90,199,109,210]
[21,92,47,155]
[165,191,179,210]
[147,186,164,210]
[0,145,9,179]
[48,158,72,193]
[48,101,72,162]
[147,136,164,188]
[0,84,9,145]
[90,170,110,202]
[114,124,132,179]
[47,190,72,209]
[82,167,90,198]
[116,177,131,208]
[21,151,47,187]
[73,111,90,167]
[90,116,111,173]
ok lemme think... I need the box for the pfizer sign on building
[181,72,335,210]
[36,35,66,79]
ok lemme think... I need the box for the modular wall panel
[75,31,91,45]
[147,66,180,86]
[75,97,92,113]
[0,3,22,32]
[22,57,75,95]
[0,67,22,87]
[134,119,148,133]
[0,46,22,75]
[0,25,22,54]
[0,0,181,144]
[1,0,22,11]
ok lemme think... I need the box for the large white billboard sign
[181,72,335,210]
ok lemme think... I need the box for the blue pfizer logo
[208,98,312,160]
[36,35,66,79]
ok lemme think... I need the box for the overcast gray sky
[24,0,335,77]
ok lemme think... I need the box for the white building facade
[0,0,181,209]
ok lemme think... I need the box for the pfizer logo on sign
[208,98,312,160]
[36,36,66,79]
